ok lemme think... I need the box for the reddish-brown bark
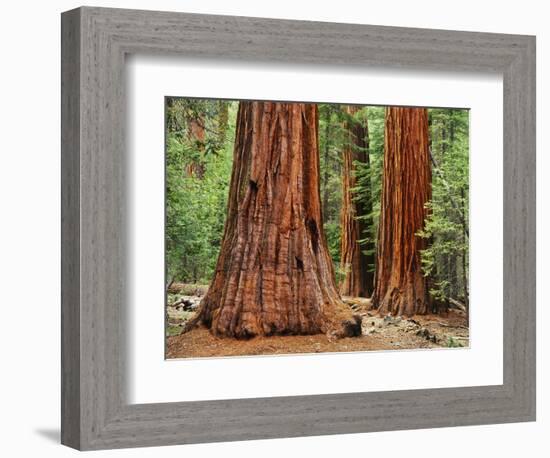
[372,107,432,316]
[186,118,205,178]
[339,106,374,298]
[196,101,360,338]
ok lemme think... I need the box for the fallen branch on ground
[449,297,466,311]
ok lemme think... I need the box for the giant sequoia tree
[339,106,374,298]
[372,107,432,316]
[195,101,360,338]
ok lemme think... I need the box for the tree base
[188,303,362,340]
[375,286,430,317]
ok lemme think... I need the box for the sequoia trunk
[372,107,432,316]
[196,101,360,338]
[339,106,374,298]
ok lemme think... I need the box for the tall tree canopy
[419,108,470,313]
[165,99,235,286]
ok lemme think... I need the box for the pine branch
[428,147,469,239]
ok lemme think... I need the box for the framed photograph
[163,98,471,358]
[61,6,536,450]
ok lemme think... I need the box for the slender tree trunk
[195,101,361,338]
[372,107,432,316]
[339,106,374,298]
[321,107,332,219]
[186,117,205,178]
[447,114,457,299]
[461,187,469,322]
[217,101,229,145]
[166,98,177,131]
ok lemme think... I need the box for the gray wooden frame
[61,6,536,451]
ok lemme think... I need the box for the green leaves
[165,99,237,284]
[165,100,469,307]
[419,108,470,303]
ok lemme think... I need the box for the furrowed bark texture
[197,101,360,338]
[339,106,374,298]
[372,107,432,316]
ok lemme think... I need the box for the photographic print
[165,99,469,359]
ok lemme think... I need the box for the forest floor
[166,284,469,359]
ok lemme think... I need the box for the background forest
[166,98,469,313]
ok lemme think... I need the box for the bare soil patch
[166,295,469,359]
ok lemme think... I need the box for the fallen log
[449,297,466,312]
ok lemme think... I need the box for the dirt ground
[166,295,469,359]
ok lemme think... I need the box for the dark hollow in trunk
[372,107,432,316]
[195,101,360,338]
